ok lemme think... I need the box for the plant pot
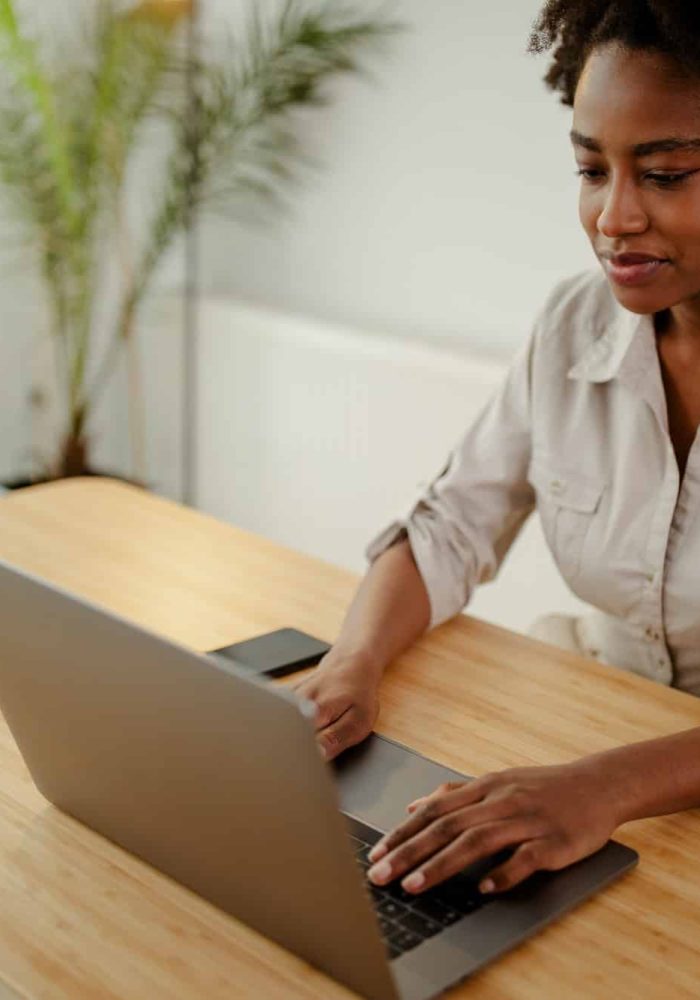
[1,470,148,492]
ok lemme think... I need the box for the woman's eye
[575,168,603,182]
[574,168,696,187]
[645,172,695,187]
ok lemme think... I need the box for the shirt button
[549,479,565,495]
[645,572,655,584]
[645,626,662,642]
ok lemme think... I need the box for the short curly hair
[528,1,700,107]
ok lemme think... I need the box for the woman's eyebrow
[570,129,700,156]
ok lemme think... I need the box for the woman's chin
[604,276,675,316]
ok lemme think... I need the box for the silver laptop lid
[0,558,399,1000]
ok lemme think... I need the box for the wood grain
[0,977,27,1000]
[0,477,699,999]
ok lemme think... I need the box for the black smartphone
[210,627,331,678]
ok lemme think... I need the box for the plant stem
[115,184,147,484]
[127,325,147,485]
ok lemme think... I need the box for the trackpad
[332,732,473,833]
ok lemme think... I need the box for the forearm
[584,726,700,825]
[330,537,431,679]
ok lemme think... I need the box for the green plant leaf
[0,0,401,463]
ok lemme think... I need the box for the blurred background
[0,0,593,634]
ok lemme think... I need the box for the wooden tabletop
[0,478,699,999]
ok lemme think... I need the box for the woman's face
[573,44,700,319]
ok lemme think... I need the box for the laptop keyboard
[350,832,491,960]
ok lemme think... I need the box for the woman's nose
[596,179,648,238]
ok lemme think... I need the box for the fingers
[368,814,540,891]
[477,838,551,893]
[293,685,351,732]
[405,781,473,813]
[293,677,356,733]
[405,782,462,814]
[406,797,426,813]
[290,654,382,766]
[316,705,372,761]
[370,778,494,862]
[313,696,346,732]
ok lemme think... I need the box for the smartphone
[210,627,331,678]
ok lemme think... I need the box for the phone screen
[210,627,331,678]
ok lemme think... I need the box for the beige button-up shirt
[365,268,700,696]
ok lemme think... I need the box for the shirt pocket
[528,458,606,583]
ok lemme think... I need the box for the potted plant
[0,0,395,487]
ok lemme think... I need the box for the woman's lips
[604,257,669,287]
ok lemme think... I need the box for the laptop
[0,559,638,1000]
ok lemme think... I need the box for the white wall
[198,0,593,355]
[196,298,589,633]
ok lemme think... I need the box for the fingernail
[368,842,387,862]
[368,859,392,884]
[402,871,425,892]
[319,743,328,760]
[479,878,495,894]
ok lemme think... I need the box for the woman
[293,1,700,899]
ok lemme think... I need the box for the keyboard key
[377,898,409,920]
[349,827,491,961]
[387,928,422,953]
[378,915,398,938]
[436,880,485,913]
[383,882,417,904]
[409,895,462,925]
[459,894,485,913]
[397,910,442,939]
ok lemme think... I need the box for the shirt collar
[567,301,655,385]
[567,294,667,432]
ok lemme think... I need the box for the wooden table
[1,478,699,999]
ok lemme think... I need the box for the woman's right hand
[290,651,382,762]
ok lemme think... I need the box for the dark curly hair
[528,1,700,107]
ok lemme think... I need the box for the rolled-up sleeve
[364,310,545,631]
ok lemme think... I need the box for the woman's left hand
[366,759,623,895]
